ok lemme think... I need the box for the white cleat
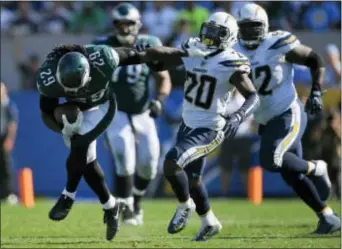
[193,220,222,242]
[167,198,196,234]
[135,209,144,226]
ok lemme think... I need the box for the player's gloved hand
[223,112,243,138]
[149,99,163,118]
[305,90,324,115]
[135,43,151,52]
[61,112,83,137]
[181,37,210,57]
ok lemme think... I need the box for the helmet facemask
[113,19,141,45]
[238,21,266,50]
[199,22,230,49]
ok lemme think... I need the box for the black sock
[281,169,326,212]
[83,160,111,204]
[133,174,150,211]
[65,145,88,193]
[190,182,210,216]
[165,170,190,203]
[115,174,133,198]
[185,157,209,215]
[282,152,309,174]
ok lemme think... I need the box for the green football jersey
[92,34,162,114]
[36,44,119,110]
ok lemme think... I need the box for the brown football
[54,103,80,124]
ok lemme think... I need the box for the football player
[37,43,207,240]
[92,3,172,226]
[149,12,260,241]
[234,3,340,234]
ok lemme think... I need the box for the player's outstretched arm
[39,95,62,133]
[70,92,116,147]
[114,46,187,69]
[285,44,325,93]
[229,71,260,121]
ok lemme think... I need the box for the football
[54,103,81,124]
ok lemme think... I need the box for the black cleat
[103,201,124,241]
[49,194,74,221]
[312,213,341,234]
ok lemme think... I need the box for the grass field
[1,198,341,248]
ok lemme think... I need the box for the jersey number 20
[185,71,216,109]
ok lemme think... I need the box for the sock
[83,161,111,204]
[320,206,334,217]
[281,169,326,212]
[103,195,116,210]
[165,170,190,203]
[282,152,310,174]
[65,146,88,193]
[62,188,76,200]
[189,181,210,216]
[307,161,326,176]
[184,157,208,215]
[201,210,217,226]
[115,174,133,198]
[133,174,150,211]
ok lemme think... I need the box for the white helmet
[112,3,142,45]
[236,3,269,49]
[199,12,238,49]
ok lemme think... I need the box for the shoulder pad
[267,30,298,50]
[218,49,250,68]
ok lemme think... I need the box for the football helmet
[236,3,269,49]
[56,52,91,93]
[199,12,238,49]
[112,3,142,45]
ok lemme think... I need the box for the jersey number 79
[184,71,217,110]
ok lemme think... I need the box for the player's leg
[259,100,340,233]
[134,111,160,225]
[164,122,224,238]
[104,111,136,224]
[184,157,222,241]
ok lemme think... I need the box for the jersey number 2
[251,65,272,96]
[185,71,216,110]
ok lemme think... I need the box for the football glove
[305,90,324,116]
[149,99,163,118]
[181,37,211,57]
[61,112,83,137]
[223,112,243,139]
[135,43,151,52]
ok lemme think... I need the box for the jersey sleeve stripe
[269,34,298,50]
[219,59,250,67]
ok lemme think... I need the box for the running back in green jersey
[92,34,162,114]
[37,45,119,110]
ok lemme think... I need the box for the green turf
[1,198,341,248]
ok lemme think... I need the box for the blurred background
[0,1,341,203]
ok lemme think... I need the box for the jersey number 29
[184,71,216,110]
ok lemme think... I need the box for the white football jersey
[234,30,300,125]
[181,48,250,131]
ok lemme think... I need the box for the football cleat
[103,200,125,241]
[193,222,222,242]
[312,213,341,234]
[49,194,74,221]
[121,202,138,226]
[134,208,144,226]
[308,160,332,201]
[167,198,196,234]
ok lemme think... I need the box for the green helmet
[56,52,91,93]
